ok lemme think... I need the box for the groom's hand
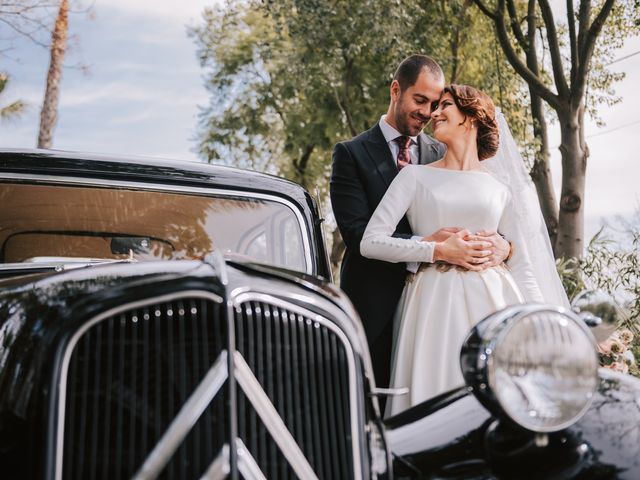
[422,227,462,243]
[465,230,510,267]
[433,230,492,271]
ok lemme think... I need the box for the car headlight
[460,304,599,433]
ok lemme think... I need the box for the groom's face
[392,70,444,137]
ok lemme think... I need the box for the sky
[0,1,639,241]
[0,0,211,159]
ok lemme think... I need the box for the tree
[193,0,528,183]
[0,1,59,56]
[37,0,68,149]
[192,0,529,275]
[472,0,640,259]
[191,0,408,190]
[0,73,25,120]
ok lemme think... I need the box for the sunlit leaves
[191,0,527,192]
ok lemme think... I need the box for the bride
[360,84,569,417]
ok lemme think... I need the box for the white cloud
[102,0,213,23]
[58,82,155,107]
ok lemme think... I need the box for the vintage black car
[1,148,639,480]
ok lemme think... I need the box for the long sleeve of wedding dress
[498,193,545,303]
[360,166,436,263]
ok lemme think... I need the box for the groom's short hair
[393,55,444,91]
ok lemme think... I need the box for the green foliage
[0,73,25,121]
[557,214,640,376]
[558,221,640,378]
[422,1,536,165]
[190,0,530,191]
[559,225,639,327]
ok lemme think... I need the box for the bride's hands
[464,230,510,267]
[432,230,492,271]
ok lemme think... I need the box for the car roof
[0,148,309,203]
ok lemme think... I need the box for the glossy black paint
[386,370,640,479]
[0,258,373,478]
[0,261,222,477]
[3,148,640,479]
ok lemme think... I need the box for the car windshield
[0,182,308,272]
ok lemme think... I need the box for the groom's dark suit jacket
[330,123,446,389]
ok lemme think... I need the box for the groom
[330,55,509,391]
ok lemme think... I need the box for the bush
[557,217,640,376]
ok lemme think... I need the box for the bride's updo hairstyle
[444,84,499,160]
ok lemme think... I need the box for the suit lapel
[363,124,398,189]
[418,133,444,165]
[362,125,444,185]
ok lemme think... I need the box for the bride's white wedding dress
[360,164,544,417]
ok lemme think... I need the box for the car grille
[233,298,354,480]
[58,291,357,479]
[61,294,227,480]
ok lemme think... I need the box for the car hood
[0,259,372,407]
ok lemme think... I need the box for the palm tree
[37,0,68,148]
[0,73,25,121]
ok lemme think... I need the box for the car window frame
[0,173,315,275]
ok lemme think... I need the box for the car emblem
[132,350,318,480]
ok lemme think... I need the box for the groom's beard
[395,110,429,136]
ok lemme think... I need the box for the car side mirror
[575,310,602,327]
[571,289,621,342]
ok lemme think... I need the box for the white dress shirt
[379,115,419,165]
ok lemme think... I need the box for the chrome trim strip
[231,291,363,480]
[200,444,231,480]
[233,352,319,480]
[133,351,229,480]
[483,304,599,433]
[0,259,137,271]
[235,438,267,480]
[198,439,265,480]
[230,284,393,420]
[314,185,333,283]
[205,250,228,285]
[0,172,313,274]
[228,286,370,361]
[370,386,410,397]
[54,290,223,480]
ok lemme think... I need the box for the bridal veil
[484,110,570,308]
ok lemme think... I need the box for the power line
[606,50,640,66]
[550,119,640,147]
[587,119,640,138]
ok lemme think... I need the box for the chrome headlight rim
[461,304,599,433]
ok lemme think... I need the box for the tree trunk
[522,4,559,250]
[555,105,587,259]
[528,92,559,249]
[292,144,315,189]
[329,226,344,282]
[37,0,68,149]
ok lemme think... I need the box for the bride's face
[431,93,474,144]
